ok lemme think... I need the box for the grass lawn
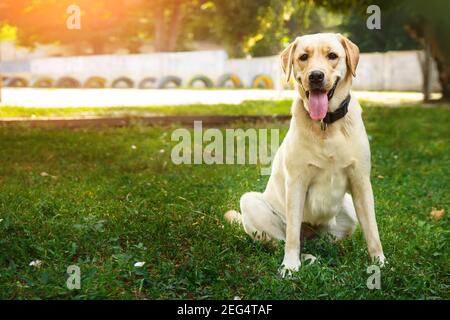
[0,102,448,299]
[2,99,449,118]
[0,100,294,118]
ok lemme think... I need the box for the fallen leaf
[29,260,43,268]
[430,208,445,220]
[40,172,57,179]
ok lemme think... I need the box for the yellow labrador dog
[225,33,385,277]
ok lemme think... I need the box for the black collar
[297,75,351,129]
[322,94,351,125]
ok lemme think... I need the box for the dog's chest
[307,167,347,211]
[304,146,351,223]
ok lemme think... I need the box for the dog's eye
[327,52,338,60]
[299,54,308,61]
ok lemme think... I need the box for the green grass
[0,100,293,118]
[0,103,448,299]
[1,99,449,119]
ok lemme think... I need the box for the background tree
[0,0,142,54]
[201,0,272,57]
[141,0,205,52]
[340,7,418,52]
[0,0,209,53]
[0,0,448,99]
[314,0,450,101]
[248,0,342,57]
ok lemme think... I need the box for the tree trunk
[433,53,450,101]
[167,3,184,51]
[406,24,450,101]
[422,44,432,102]
[154,4,167,52]
[91,37,105,55]
[154,0,185,52]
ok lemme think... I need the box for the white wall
[353,50,441,91]
[0,49,441,91]
[225,56,281,89]
[29,50,228,85]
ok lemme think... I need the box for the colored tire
[32,77,53,88]
[138,77,157,89]
[217,73,242,88]
[156,76,182,89]
[111,77,134,88]
[188,75,213,88]
[56,77,81,88]
[252,74,274,89]
[6,77,29,87]
[84,76,107,88]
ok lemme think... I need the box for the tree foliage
[314,0,450,99]
[340,7,418,52]
[0,0,448,98]
[0,0,145,54]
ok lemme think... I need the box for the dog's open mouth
[305,78,339,121]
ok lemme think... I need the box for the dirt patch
[0,115,291,128]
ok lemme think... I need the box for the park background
[0,0,448,299]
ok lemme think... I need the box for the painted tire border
[32,77,54,88]
[56,77,81,88]
[84,76,107,88]
[252,74,274,89]
[217,73,243,88]
[138,77,157,89]
[111,76,134,88]
[5,77,29,87]
[188,75,214,88]
[156,76,182,89]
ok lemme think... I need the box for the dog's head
[281,33,359,121]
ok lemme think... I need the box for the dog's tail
[224,210,242,225]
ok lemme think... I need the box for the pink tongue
[308,91,328,121]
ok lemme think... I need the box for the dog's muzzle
[305,77,340,100]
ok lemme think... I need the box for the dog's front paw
[279,256,301,278]
[372,254,386,268]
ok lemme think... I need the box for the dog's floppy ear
[280,39,298,83]
[339,34,360,77]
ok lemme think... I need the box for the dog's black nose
[309,71,324,85]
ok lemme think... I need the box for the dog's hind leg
[225,192,286,242]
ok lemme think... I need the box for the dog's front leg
[279,176,306,277]
[349,169,385,266]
